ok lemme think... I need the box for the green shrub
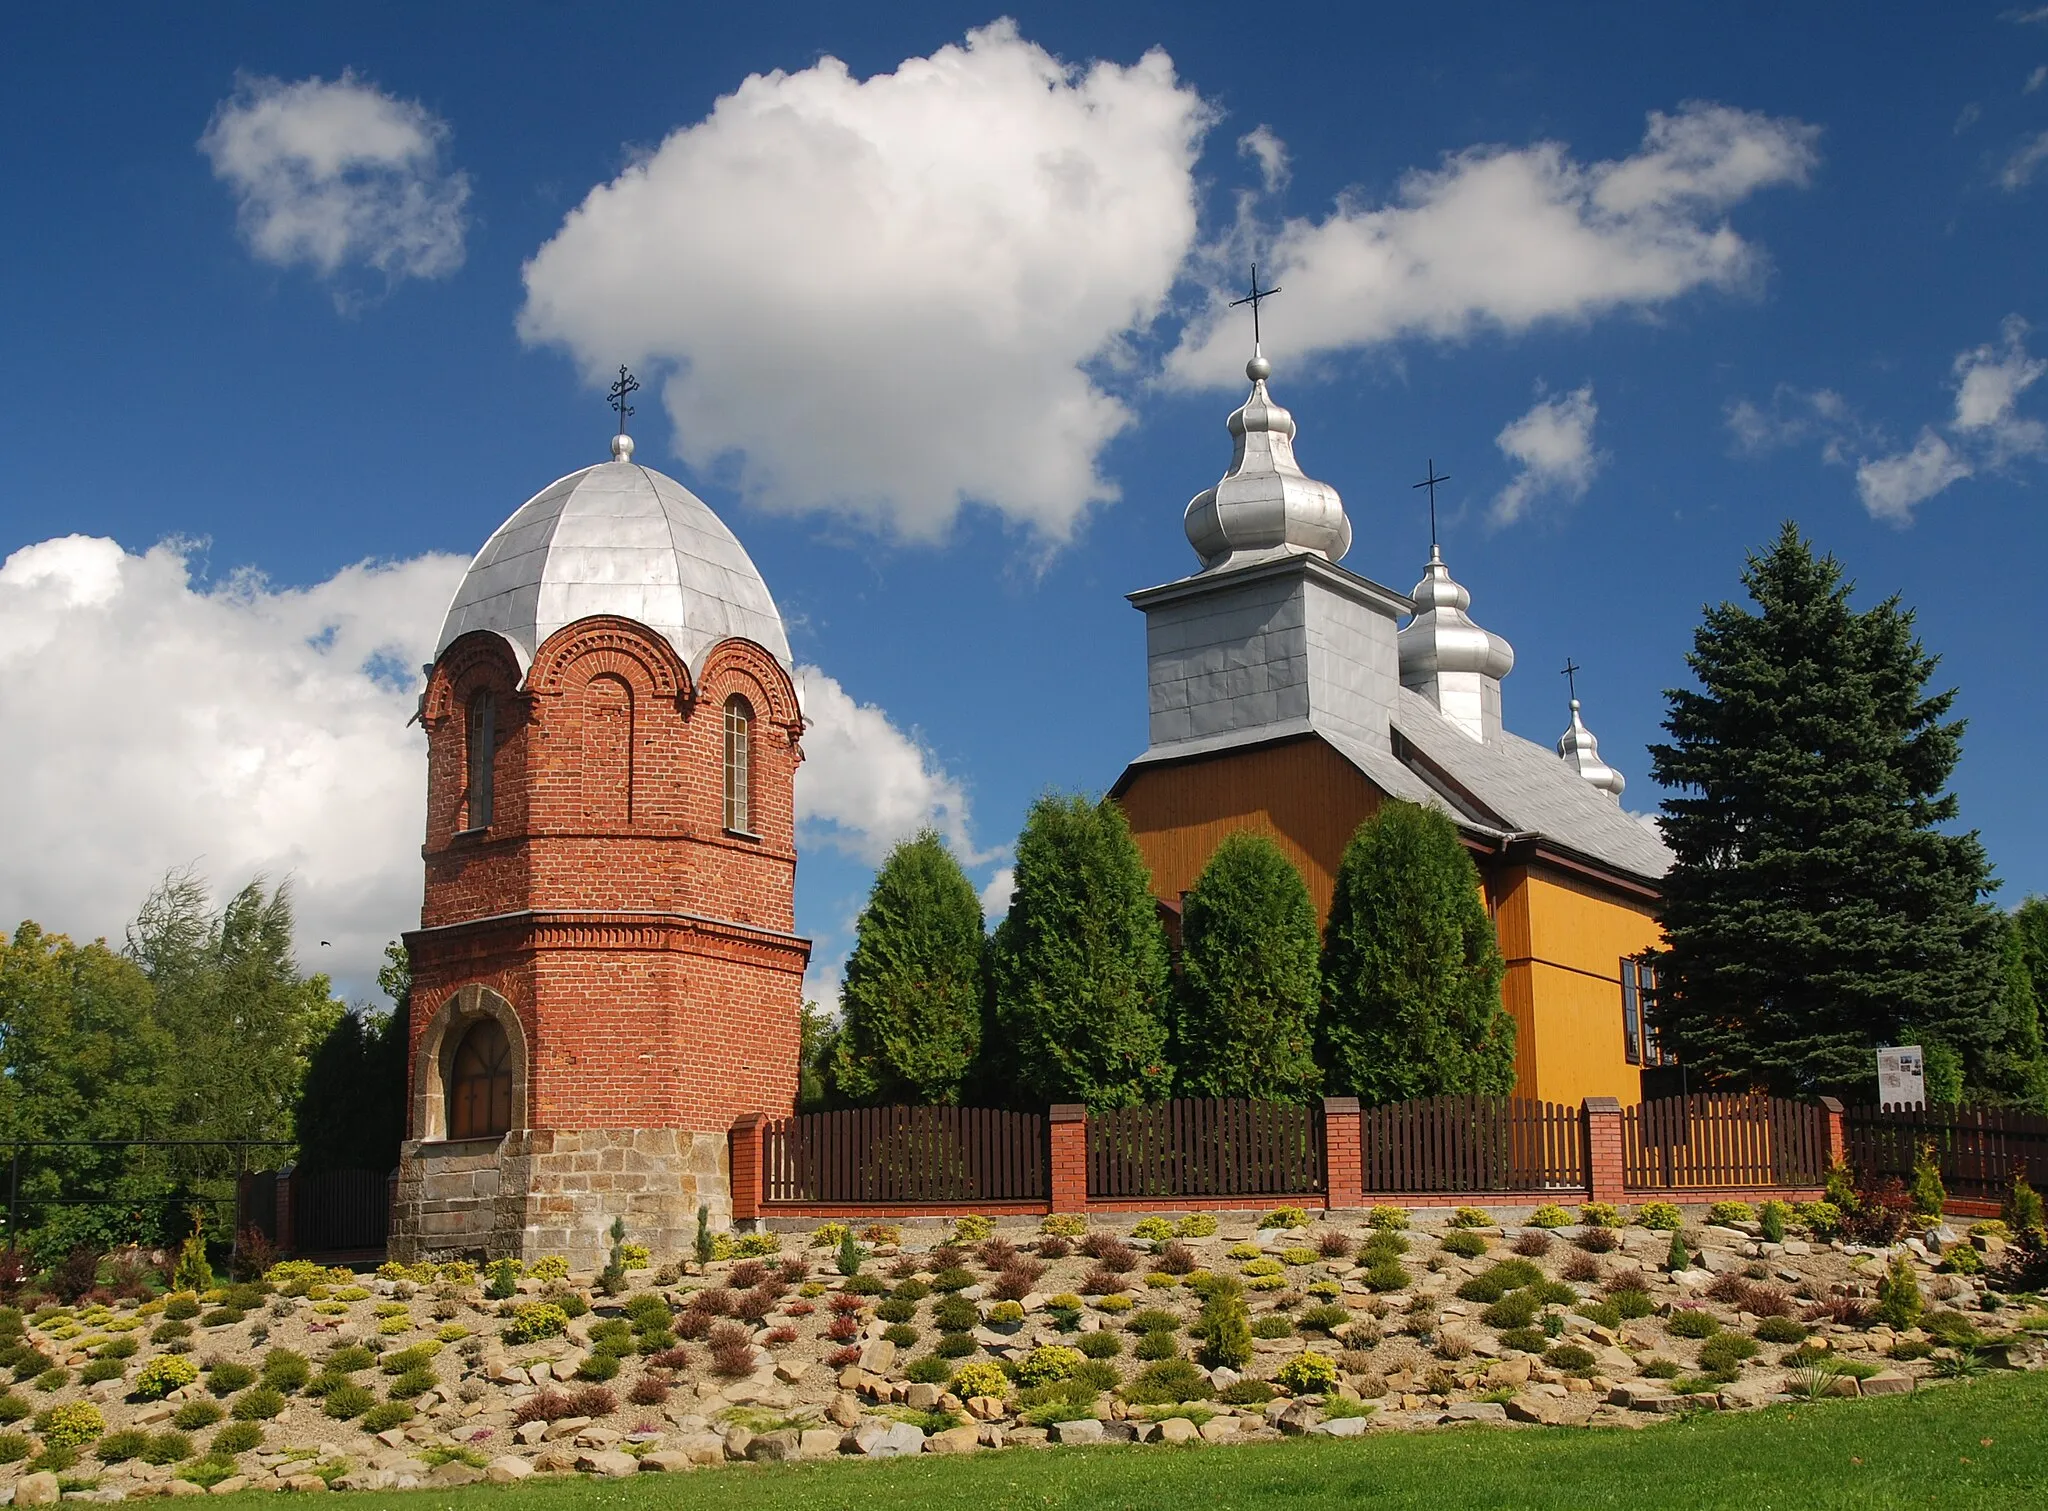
[930,1267,975,1293]
[1175,1214,1218,1238]
[0,1433,28,1464]
[31,1368,65,1392]
[151,1321,193,1345]
[206,1360,256,1396]
[1794,1200,1844,1239]
[882,1325,919,1349]
[162,1294,202,1321]
[1758,1201,1790,1244]
[0,1391,27,1424]
[34,1401,104,1448]
[1124,1308,1178,1335]
[1634,1202,1683,1230]
[96,1336,138,1361]
[324,1345,376,1373]
[1016,1378,1099,1425]
[904,1356,952,1385]
[1439,1231,1488,1258]
[575,1352,620,1383]
[389,1366,438,1398]
[172,1399,223,1430]
[1666,1231,1691,1272]
[260,1350,310,1393]
[503,1302,570,1344]
[484,1259,520,1301]
[322,1382,376,1420]
[1194,1285,1252,1371]
[986,1302,1025,1326]
[1134,1330,1179,1361]
[1614,1289,1657,1320]
[80,1358,125,1384]
[1876,1251,1924,1330]
[1575,1301,1622,1330]
[1665,1309,1720,1339]
[1366,1206,1410,1230]
[1298,1305,1351,1334]
[1542,1344,1596,1375]
[935,1333,976,1358]
[1130,1217,1176,1242]
[1121,1358,1213,1405]
[1910,1141,1947,1218]
[1578,1203,1620,1228]
[953,1215,994,1244]
[1094,1293,1134,1313]
[1754,1316,1807,1345]
[951,1360,1010,1400]
[1455,1259,1540,1303]
[1530,1280,1577,1306]
[2005,1170,2046,1233]
[1480,1292,1540,1330]
[931,1295,978,1333]
[360,1402,412,1433]
[1527,1205,1572,1229]
[1498,1327,1547,1353]
[1011,1346,1084,1387]
[1362,1259,1411,1293]
[1078,1331,1122,1359]
[139,1431,192,1465]
[1707,1202,1756,1227]
[874,1298,916,1324]
[1938,1243,1983,1275]
[1239,1258,1283,1278]
[1697,1334,1759,1375]
[1640,1357,1681,1379]
[199,1308,244,1328]
[1259,1207,1311,1230]
[212,1422,263,1455]
[1273,1350,1339,1394]
[1040,1215,1087,1238]
[97,1428,150,1462]
[1447,1207,1492,1229]
[231,1387,284,1421]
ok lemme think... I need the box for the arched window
[447,1018,514,1140]
[723,695,753,834]
[465,692,496,831]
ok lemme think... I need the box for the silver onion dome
[435,436,792,677]
[1397,545,1516,685]
[1184,353,1351,570]
[1557,698,1626,799]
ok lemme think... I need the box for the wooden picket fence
[1359,1095,1585,1193]
[1087,1098,1323,1200]
[1844,1104,2048,1204]
[761,1106,1046,1205]
[1622,1093,1830,1190]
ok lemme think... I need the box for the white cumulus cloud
[200,71,471,290]
[1491,385,1604,526]
[1855,431,1973,524]
[518,22,1212,543]
[1238,125,1290,193]
[1169,103,1819,385]
[0,535,982,995]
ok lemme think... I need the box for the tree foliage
[830,831,985,1106]
[985,794,1170,1109]
[297,942,410,1173]
[1649,524,2007,1098]
[1173,831,1321,1103]
[1317,801,1513,1103]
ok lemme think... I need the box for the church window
[724,696,753,834]
[1621,957,1675,1068]
[447,1018,513,1140]
[465,692,496,831]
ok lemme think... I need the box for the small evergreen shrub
[1876,1251,1924,1330]
[502,1303,569,1344]
[1542,1344,1596,1376]
[1078,1331,1122,1359]
[1367,1206,1410,1230]
[1707,1202,1756,1226]
[1528,1205,1572,1229]
[1120,1359,1212,1405]
[1448,1207,1492,1229]
[231,1386,284,1421]
[1176,1214,1218,1238]
[1758,1201,1790,1244]
[951,1361,1010,1400]
[1665,1309,1720,1339]
[322,1382,376,1419]
[1754,1316,1807,1344]
[1218,1378,1275,1405]
[133,1356,199,1400]
[1635,1203,1683,1230]
[360,1403,412,1433]
[138,1431,192,1465]
[1259,1207,1311,1230]
[1273,1350,1339,1394]
[172,1399,224,1430]
[1134,1330,1179,1361]
[1910,1141,1947,1219]
[1011,1345,1083,1387]
[882,1324,919,1349]
[206,1360,256,1396]
[903,1355,951,1385]
[1439,1232,1488,1259]
[1697,1334,1759,1374]
[1362,1260,1411,1292]
[0,1434,29,1464]
[211,1421,263,1456]
[260,1350,310,1393]
[1575,1300,1622,1330]
[34,1401,104,1448]
[97,1429,150,1462]
[1579,1203,1620,1228]
[1251,1315,1295,1339]
[1498,1327,1547,1354]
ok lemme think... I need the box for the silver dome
[1397,547,1516,685]
[1184,354,1351,570]
[1557,698,1626,799]
[435,443,791,677]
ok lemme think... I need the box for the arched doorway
[447,1018,514,1140]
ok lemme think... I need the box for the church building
[1113,348,1675,1107]
[389,424,808,1266]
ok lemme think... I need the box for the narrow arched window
[465,692,496,831]
[448,1018,513,1139]
[723,695,753,834]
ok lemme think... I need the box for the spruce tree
[1174,831,1321,1102]
[1317,800,1513,1104]
[1649,524,2003,1097]
[985,794,1171,1109]
[830,831,984,1106]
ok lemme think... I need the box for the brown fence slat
[1845,1103,2048,1204]
[762,1105,1049,1205]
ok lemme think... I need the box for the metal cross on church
[607,365,640,435]
[1229,262,1281,346]
[1562,658,1581,701]
[1412,460,1450,546]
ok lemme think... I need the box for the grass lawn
[228,1371,2048,1511]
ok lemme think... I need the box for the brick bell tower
[389,422,809,1268]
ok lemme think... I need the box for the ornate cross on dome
[607,365,640,436]
[1561,657,1581,701]
[1229,262,1282,348]
[1412,459,1450,547]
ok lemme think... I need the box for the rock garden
[0,1198,2041,1501]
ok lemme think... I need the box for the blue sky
[3,3,2045,1004]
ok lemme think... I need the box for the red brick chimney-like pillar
[1049,1105,1088,1213]
[1584,1097,1625,1207]
[1322,1097,1363,1212]
[729,1114,767,1225]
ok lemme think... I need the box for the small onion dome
[1184,353,1351,570]
[1557,698,1626,799]
[1397,545,1516,685]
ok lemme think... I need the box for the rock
[673,1433,726,1466]
[531,1448,576,1473]
[281,1476,327,1493]
[799,1429,842,1459]
[837,1365,864,1390]
[486,1457,534,1484]
[1309,1416,1370,1437]
[825,1391,863,1428]
[857,1339,898,1375]
[924,1426,982,1455]
[774,1363,809,1385]
[1050,1418,1105,1445]
[1595,1347,1638,1377]
[1715,1380,1779,1409]
[331,1471,394,1492]
[850,1422,925,1458]
[745,1431,802,1463]
[1209,1367,1240,1391]
[15,1477,59,1508]
[1444,1402,1508,1423]
[1859,1370,1915,1397]
[1484,1356,1531,1388]
[203,1480,247,1498]
[722,1428,755,1461]
[1198,1417,1240,1443]
[574,1427,623,1449]
[906,1382,943,1410]
[965,1394,1006,1421]
[1144,1415,1194,1444]
[429,1463,482,1487]
[542,1416,592,1440]
[1268,1400,1319,1435]
[576,1450,639,1479]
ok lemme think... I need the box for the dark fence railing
[1087,1098,1323,1200]
[1622,1093,1829,1190]
[762,1106,1046,1205]
[1844,1104,2048,1204]
[293,1170,391,1253]
[1360,1096,1584,1193]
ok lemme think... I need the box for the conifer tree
[1173,831,1321,1102]
[830,831,985,1106]
[1317,801,1513,1104]
[985,794,1171,1109]
[1649,524,2003,1097]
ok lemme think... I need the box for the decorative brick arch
[528,616,690,704]
[412,984,530,1144]
[423,632,524,725]
[696,638,802,738]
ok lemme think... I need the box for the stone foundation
[391,1127,729,1270]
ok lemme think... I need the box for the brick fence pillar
[1322,1097,1363,1212]
[1583,1098,1625,1208]
[1049,1105,1088,1213]
[729,1114,767,1225]
[1818,1095,1847,1174]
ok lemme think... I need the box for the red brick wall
[406,617,809,1142]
